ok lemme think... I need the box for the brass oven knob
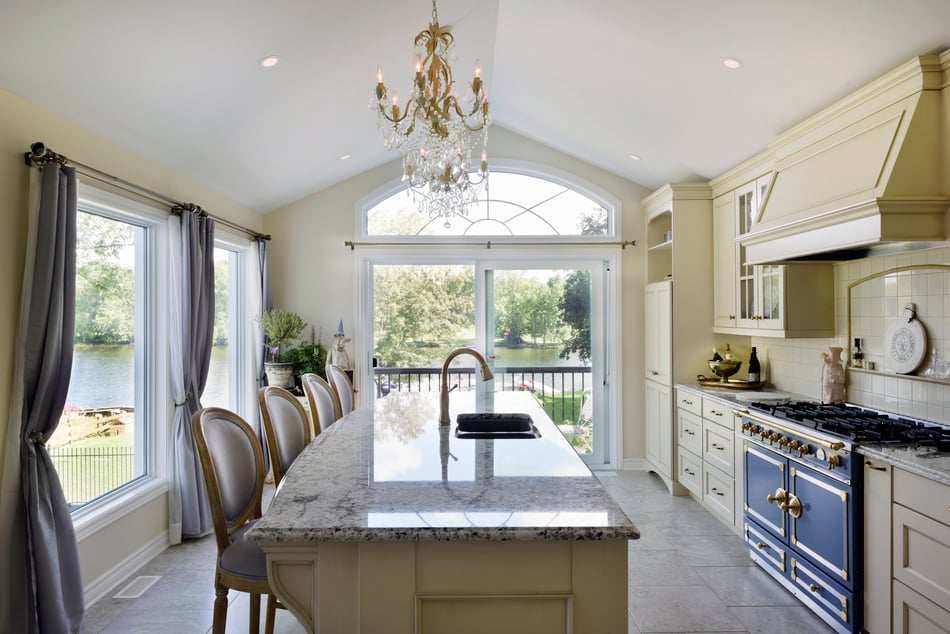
[797,444,810,457]
[827,455,841,469]
[788,440,799,452]
[777,436,789,449]
[768,432,780,443]
[759,429,770,440]
[741,422,750,432]
[766,488,787,505]
[784,494,803,518]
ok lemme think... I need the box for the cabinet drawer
[893,580,950,634]
[703,423,734,477]
[678,410,702,456]
[703,464,734,524]
[894,467,950,527]
[702,399,732,428]
[676,390,702,416]
[677,448,702,496]
[893,504,950,609]
[791,556,854,631]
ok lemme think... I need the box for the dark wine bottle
[748,347,761,383]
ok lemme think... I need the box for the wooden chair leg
[212,581,229,634]
[249,593,261,634]
[264,594,277,634]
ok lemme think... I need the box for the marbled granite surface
[246,391,638,544]
[858,444,950,485]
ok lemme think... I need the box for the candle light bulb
[377,66,384,83]
[474,59,481,78]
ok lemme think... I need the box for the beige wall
[0,87,261,597]
[263,126,652,464]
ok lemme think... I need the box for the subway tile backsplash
[753,246,950,424]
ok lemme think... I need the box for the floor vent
[113,575,161,599]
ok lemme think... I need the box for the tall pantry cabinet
[642,184,714,494]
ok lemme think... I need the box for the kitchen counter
[247,390,636,633]
[858,444,950,486]
[677,383,950,486]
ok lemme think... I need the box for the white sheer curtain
[242,240,264,435]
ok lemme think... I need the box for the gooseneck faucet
[439,347,494,425]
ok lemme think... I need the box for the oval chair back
[258,386,312,486]
[301,373,342,433]
[192,407,277,634]
[326,364,355,417]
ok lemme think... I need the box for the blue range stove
[736,399,950,633]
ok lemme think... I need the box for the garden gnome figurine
[327,319,352,370]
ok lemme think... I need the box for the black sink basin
[454,413,541,439]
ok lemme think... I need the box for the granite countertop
[246,391,639,544]
[858,444,950,486]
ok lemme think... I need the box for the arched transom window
[364,169,615,238]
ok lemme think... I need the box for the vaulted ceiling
[1,1,948,212]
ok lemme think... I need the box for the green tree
[494,273,562,347]
[213,253,229,345]
[578,206,608,236]
[374,265,474,367]
[74,212,135,344]
[559,269,591,363]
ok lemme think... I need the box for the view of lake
[64,344,587,411]
[65,345,230,409]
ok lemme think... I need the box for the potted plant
[282,327,327,387]
[257,308,306,387]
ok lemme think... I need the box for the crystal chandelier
[374,0,491,227]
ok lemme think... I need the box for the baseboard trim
[84,530,169,607]
[622,458,649,471]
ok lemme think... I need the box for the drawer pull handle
[682,399,693,405]
[685,430,696,436]
[651,370,659,376]
[808,583,820,593]
[711,487,725,497]
[755,542,768,550]
[864,460,887,472]
[711,410,723,417]
[711,443,725,451]
[684,468,695,476]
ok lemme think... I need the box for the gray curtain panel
[171,208,216,538]
[256,238,271,471]
[17,165,84,632]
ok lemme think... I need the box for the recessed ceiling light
[340,154,351,161]
[259,55,281,69]
[629,154,641,161]
[722,57,743,70]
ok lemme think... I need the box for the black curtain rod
[23,141,270,242]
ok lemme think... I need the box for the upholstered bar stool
[192,407,278,634]
[258,386,312,486]
[301,372,341,434]
[326,364,355,417]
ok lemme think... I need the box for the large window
[50,207,152,510]
[361,166,621,467]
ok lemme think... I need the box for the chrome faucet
[439,347,494,425]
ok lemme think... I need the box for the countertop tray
[695,375,766,390]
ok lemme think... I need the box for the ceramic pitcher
[821,346,846,404]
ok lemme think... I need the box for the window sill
[72,478,168,542]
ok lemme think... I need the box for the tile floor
[83,471,834,633]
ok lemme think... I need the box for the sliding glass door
[367,256,610,465]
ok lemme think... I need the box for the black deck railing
[374,365,592,424]
[49,445,135,507]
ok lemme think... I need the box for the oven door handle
[732,409,846,451]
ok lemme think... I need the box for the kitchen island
[246,390,638,634]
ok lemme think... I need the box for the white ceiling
[1,1,948,213]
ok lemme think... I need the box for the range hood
[742,55,949,264]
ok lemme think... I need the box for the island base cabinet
[265,539,629,633]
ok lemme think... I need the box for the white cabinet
[644,380,672,480]
[675,388,741,533]
[892,468,950,634]
[713,174,835,338]
[645,280,673,481]
[863,457,892,634]
[645,281,672,384]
